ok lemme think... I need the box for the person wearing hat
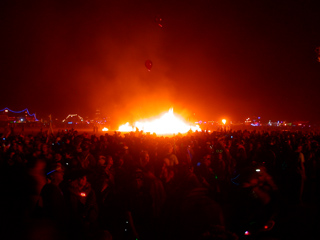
[63,169,99,239]
[38,163,68,230]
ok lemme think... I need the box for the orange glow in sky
[117,108,201,135]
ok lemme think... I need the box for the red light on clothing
[80,192,86,197]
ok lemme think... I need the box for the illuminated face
[55,153,62,161]
[78,176,87,189]
[140,153,150,167]
[107,156,113,166]
[203,155,211,166]
[98,158,106,166]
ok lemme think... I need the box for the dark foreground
[0,127,319,240]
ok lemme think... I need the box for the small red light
[264,225,268,229]
[244,231,250,235]
[80,192,86,197]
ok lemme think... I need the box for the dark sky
[1,0,320,124]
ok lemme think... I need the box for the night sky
[1,0,320,124]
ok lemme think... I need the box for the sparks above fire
[112,108,201,135]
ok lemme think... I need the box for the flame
[102,127,109,132]
[119,122,135,132]
[118,108,201,135]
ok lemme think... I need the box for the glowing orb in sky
[145,60,152,71]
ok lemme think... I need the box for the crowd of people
[0,126,319,240]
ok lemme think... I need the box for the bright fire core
[116,108,201,135]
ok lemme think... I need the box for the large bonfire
[106,108,201,135]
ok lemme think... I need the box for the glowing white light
[62,114,84,122]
